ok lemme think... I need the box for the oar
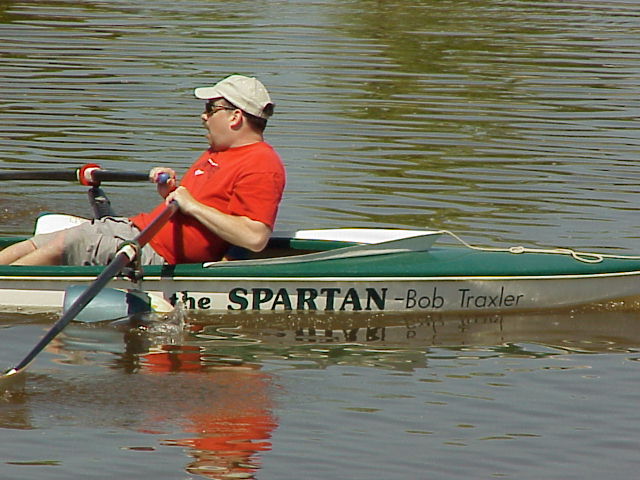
[0,200,178,391]
[0,164,150,184]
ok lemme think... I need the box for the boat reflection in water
[185,299,640,355]
[3,301,640,479]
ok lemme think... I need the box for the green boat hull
[1,231,640,315]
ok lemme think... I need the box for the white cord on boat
[433,230,640,264]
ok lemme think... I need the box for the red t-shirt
[131,141,285,263]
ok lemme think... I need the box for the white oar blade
[63,286,175,323]
[63,286,152,323]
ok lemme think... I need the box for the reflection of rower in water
[136,341,278,479]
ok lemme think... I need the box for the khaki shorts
[31,217,166,266]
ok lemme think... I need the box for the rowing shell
[1,219,640,315]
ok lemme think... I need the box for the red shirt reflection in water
[141,345,278,479]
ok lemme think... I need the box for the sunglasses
[204,101,236,116]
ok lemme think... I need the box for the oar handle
[91,169,150,183]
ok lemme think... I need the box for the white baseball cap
[194,75,274,119]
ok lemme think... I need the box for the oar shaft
[11,250,133,372]
[0,167,149,183]
[0,170,77,181]
[136,201,178,245]
[2,201,178,377]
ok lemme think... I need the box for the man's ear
[229,109,243,129]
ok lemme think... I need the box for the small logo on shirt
[208,158,219,167]
[195,169,205,176]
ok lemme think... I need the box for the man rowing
[0,75,286,266]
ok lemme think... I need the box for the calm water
[1,0,640,478]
